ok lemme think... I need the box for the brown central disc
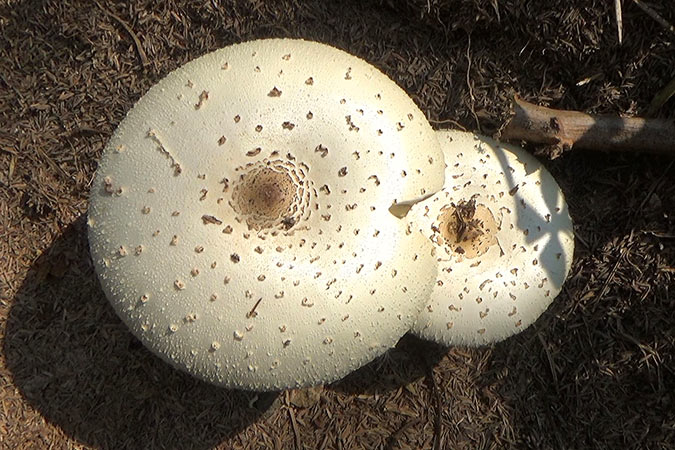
[232,166,298,229]
[437,201,497,259]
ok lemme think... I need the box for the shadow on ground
[329,333,447,396]
[3,216,451,449]
[3,217,277,450]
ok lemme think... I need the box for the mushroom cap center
[231,162,309,231]
[239,168,294,215]
[436,199,497,259]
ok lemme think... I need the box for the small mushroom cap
[409,130,574,347]
[87,38,444,390]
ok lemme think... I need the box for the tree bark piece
[501,96,675,159]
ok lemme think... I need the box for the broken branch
[501,96,675,159]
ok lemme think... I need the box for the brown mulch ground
[1,0,674,449]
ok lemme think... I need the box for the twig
[631,0,675,36]
[428,118,467,130]
[94,1,149,68]
[246,297,263,318]
[501,96,675,159]
[383,418,422,450]
[34,146,73,182]
[536,332,559,393]
[636,160,673,214]
[615,0,623,44]
[285,393,301,450]
[465,34,480,131]
[598,244,629,300]
[421,354,443,450]
[648,77,675,116]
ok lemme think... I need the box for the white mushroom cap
[409,130,574,346]
[87,38,444,390]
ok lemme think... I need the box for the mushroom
[87,38,445,390]
[409,130,574,346]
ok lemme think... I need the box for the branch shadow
[3,216,276,450]
[470,126,675,447]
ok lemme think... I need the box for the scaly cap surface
[88,39,444,390]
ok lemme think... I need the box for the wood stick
[631,0,675,37]
[501,96,675,159]
[614,0,623,44]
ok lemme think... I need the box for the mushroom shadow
[329,333,447,396]
[3,216,276,450]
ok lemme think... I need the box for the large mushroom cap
[410,130,574,347]
[87,38,444,390]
